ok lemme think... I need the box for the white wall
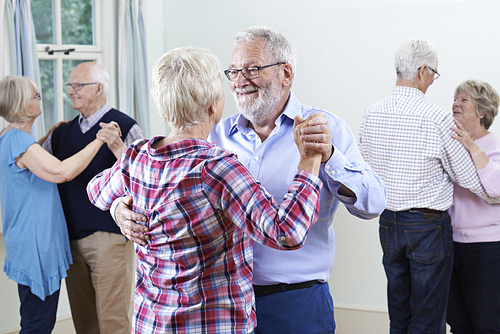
[151,0,500,313]
[2,0,500,331]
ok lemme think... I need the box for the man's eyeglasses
[417,66,440,80]
[66,82,98,91]
[30,92,41,100]
[224,62,285,81]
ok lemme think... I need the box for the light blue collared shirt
[209,92,386,285]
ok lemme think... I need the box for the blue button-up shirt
[209,92,386,285]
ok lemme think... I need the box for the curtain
[2,0,44,138]
[1,0,11,130]
[1,0,11,78]
[118,0,150,136]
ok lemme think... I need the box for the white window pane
[39,59,57,128]
[32,0,54,44]
[61,0,94,45]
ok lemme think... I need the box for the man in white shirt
[359,39,500,334]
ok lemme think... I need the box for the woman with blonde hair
[0,75,104,333]
[87,47,323,333]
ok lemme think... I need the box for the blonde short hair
[151,46,224,129]
[455,80,499,130]
[0,76,37,123]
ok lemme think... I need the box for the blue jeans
[18,284,60,334]
[379,209,453,334]
[447,241,500,334]
[254,282,335,333]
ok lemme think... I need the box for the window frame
[34,0,108,123]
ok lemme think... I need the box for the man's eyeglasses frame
[66,82,99,91]
[224,62,286,82]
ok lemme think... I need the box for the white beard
[232,79,285,125]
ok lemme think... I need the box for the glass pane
[31,0,54,44]
[63,59,92,120]
[61,0,93,45]
[39,59,57,130]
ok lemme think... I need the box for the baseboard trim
[335,303,388,314]
[334,304,390,334]
[1,303,450,334]
[2,306,387,334]
[1,305,388,334]
[333,304,451,334]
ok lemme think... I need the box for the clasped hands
[97,121,123,147]
[293,113,333,163]
[115,113,332,245]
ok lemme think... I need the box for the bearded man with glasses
[113,26,386,333]
[42,62,144,334]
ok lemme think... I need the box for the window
[31,0,103,130]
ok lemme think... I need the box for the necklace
[9,123,21,130]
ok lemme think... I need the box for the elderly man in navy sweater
[42,62,144,334]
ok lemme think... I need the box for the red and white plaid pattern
[87,137,321,333]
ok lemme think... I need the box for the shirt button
[254,156,259,161]
[330,170,336,175]
[280,236,286,241]
[325,165,330,170]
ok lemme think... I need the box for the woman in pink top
[447,80,500,333]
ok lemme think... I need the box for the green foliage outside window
[32,0,93,45]
[31,0,95,128]
[61,0,93,45]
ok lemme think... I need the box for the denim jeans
[379,209,453,334]
[447,241,500,334]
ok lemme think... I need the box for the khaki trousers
[66,231,134,334]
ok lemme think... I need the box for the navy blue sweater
[52,109,137,240]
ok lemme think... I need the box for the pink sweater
[449,132,500,243]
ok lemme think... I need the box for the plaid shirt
[359,86,498,211]
[87,137,322,333]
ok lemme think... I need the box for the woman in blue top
[0,75,105,333]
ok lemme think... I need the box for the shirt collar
[147,137,215,161]
[392,85,425,99]
[228,91,299,136]
[78,102,112,127]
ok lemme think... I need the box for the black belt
[253,280,319,297]
[407,208,442,214]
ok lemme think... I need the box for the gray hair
[151,46,224,129]
[86,62,110,98]
[0,76,37,123]
[234,26,297,82]
[455,80,499,130]
[395,39,438,81]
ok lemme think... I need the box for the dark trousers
[447,241,500,334]
[254,281,335,334]
[379,209,453,334]
[18,284,60,334]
